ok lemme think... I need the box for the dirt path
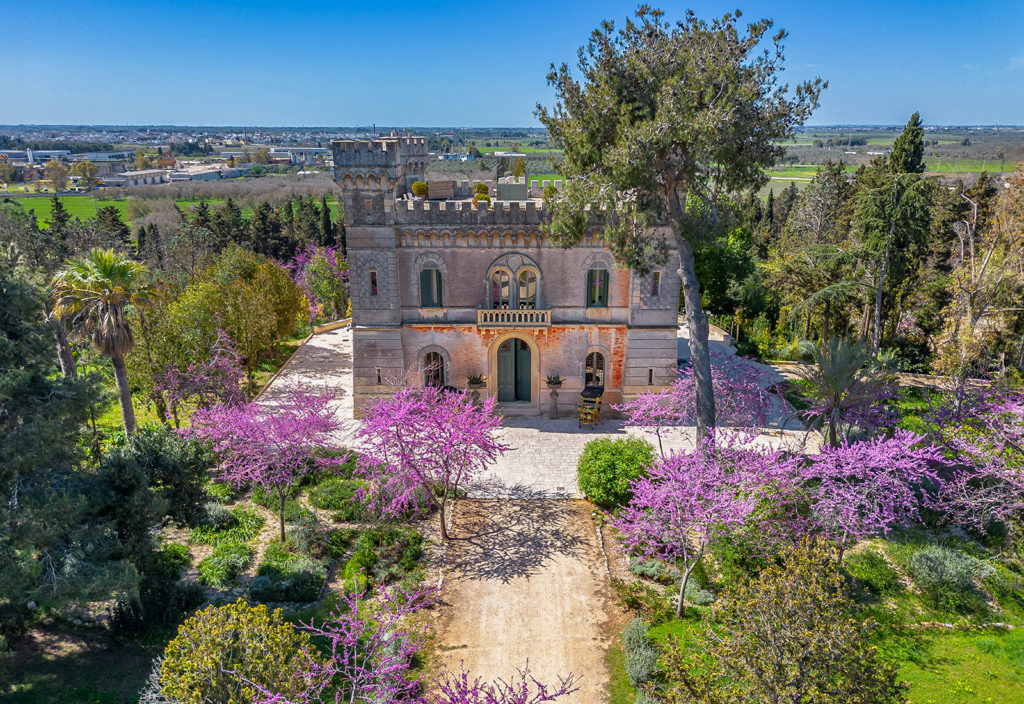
[434,498,615,703]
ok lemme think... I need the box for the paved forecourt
[261,326,811,498]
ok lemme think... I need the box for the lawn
[8,194,340,228]
[527,173,562,187]
[899,629,1024,704]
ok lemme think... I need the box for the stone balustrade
[477,308,552,328]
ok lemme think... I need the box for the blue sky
[5,1,1023,126]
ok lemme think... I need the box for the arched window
[518,270,537,309]
[585,352,605,388]
[424,351,445,387]
[420,267,443,307]
[491,270,511,309]
[586,269,609,307]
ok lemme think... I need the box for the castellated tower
[332,137,428,409]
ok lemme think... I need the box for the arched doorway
[496,338,531,402]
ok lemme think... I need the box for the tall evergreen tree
[191,200,213,232]
[889,112,926,174]
[49,194,71,237]
[95,205,131,246]
[319,195,335,247]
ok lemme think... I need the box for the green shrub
[204,502,238,531]
[629,557,682,586]
[622,617,658,688]
[343,527,423,586]
[190,507,265,546]
[328,528,360,558]
[309,478,366,520]
[710,531,772,585]
[158,542,192,573]
[473,182,489,195]
[197,542,252,587]
[206,480,239,504]
[411,181,428,197]
[845,549,902,596]
[160,599,314,704]
[290,513,330,559]
[248,542,327,603]
[610,578,675,625]
[909,544,995,613]
[577,437,655,508]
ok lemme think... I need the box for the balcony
[477,308,551,328]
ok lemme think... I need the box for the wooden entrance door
[496,338,531,402]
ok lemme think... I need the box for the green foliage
[610,578,676,625]
[889,112,926,174]
[206,479,240,503]
[660,540,905,704]
[189,507,265,546]
[160,599,314,704]
[203,502,239,531]
[908,544,995,613]
[845,549,903,597]
[411,181,428,196]
[342,527,423,588]
[577,437,655,508]
[309,477,366,520]
[248,541,327,603]
[623,617,659,689]
[196,542,252,587]
[629,557,682,586]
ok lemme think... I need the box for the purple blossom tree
[922,382,1024,526]
[189,387,340,540]
[155,328,246,426]
[615,440,801,618]
[291,245,348,324]
[801,430,942,556]
[356,386,509,540]
[615,352,778,452]
[436,667,580,704]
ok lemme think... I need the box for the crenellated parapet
[394,198,549,226]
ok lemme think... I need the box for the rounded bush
[845,549,902,596]
[473,182,489,195]
[411,181,428,197]
[204,502,238,531]
[577,437,655,508]
[197,542,252,587]
[909,544,993,612]
[160,599,314,704]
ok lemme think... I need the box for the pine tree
[191,200,213,232]
[889,112,926,174]
[319,195,334,247]
[49,194,71,236]
[96,205,131,245]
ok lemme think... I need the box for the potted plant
[546,375,563,419]
[411,181,428,199]
[466,373,486,404]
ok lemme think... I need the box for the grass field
[926,158,1011,173]
[7,194,340,228]
[527,173,562,186]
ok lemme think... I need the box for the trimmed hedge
[577,437,655,508]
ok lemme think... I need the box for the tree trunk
[110,355,137,435]
[439,496,449,541]
[821,301,830,348]
[54,316,76,379]
[872,213,897,356]
[675,236,716,445]
[804,309,812,339]
[677,542,706,619]
[279,493,287,542]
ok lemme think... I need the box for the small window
[491,271,510,309]
[518,270,537,309]
[585,352,605,387]
[369,270,378,296]
[586,269,609,308]
[375,367,382,385]
[651,272,661,297]
[423,351,445,387]
[648,368,654,385]
[364,198,373,212]
[420,267,442,307]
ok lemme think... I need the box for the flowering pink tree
[190,387,340,540]
[357,386,508,540]
[156,328,246,425]
[922,383,1024,526]
[615,440,801,618]
[436,667,580,704]
[801,430,942,556]
[615,352,778,452]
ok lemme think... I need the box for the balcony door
[496,338,531,402]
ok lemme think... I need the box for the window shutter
[586,270,595,306]
[420,269,433,307]
[432,270,442,307]
[599,270,608,306]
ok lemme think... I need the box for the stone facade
[332,136,680,417]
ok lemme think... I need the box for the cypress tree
[49,194,70,236]
[319,195,334,247]
[889,112,926,174]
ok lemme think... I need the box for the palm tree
[51,248,154,434]
[796,337,897,447]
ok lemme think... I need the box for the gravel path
[434,498,615,703]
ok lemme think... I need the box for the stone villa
[331,136,680,417]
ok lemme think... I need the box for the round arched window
[585,352,605,388]
[518,270,537,309]
[424,351,445,387]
